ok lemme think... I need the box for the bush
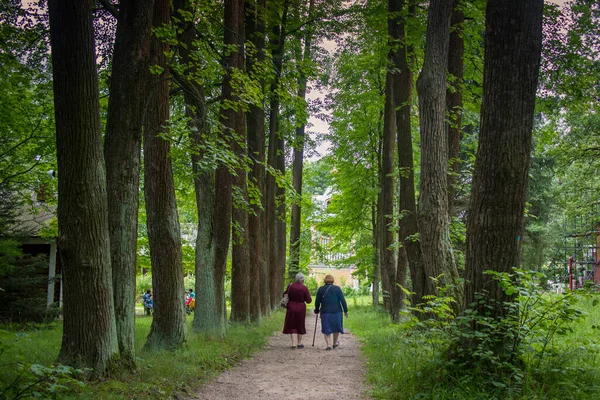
[349,270,600,399]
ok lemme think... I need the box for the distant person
[282,272,312,349]
[142,289,153,315]
[185,288,196,314]
[314,274,348,350]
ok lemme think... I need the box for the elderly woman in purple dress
[282,272,312,349]
[314,274,348,350]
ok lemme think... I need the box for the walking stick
[312,313,318,347]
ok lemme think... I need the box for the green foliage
[0,312,285,399]
[0,322,82,399]
[0,252,59,324]
[0,361,86,400]
[0,238,21,277]
[349,271,600,399]
[136,274,153,299]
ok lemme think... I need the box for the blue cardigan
[315,284,348,314]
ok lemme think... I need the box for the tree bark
[215,0,245,323]
[266,0,289,309]
[48,0,118,373]
[416,0,460,303]
[289,0,315,281]
[465,0,543,318]
[393,0,423,308]
[245,0,269,320]
[143,0,186,350]
[229,0,250,323]
[446,2,464,217]
[371,199,380,306]
[172,0,225,336]
[380,69,395,315]
[103,0,153,367]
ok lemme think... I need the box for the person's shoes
[326,347,331,350]
[291,346,297,349]
[297,344,305,349]
[333,341,340,348]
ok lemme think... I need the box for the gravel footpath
[186,312,368,400]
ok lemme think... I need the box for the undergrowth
[0,311,284,399]
[347,272,600,400]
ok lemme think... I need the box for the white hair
[295,272,305,282]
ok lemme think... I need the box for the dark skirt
[282,301,307,334]
[320,311,344,335]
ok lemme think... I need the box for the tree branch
[97,0,119,19]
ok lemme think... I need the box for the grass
[0,311,285,399]
[346,294,600,400]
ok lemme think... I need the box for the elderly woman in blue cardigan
[314,274,348,350]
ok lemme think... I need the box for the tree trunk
[245,0,269,320]
[380,71,395,314]
[172,0,225,336]
[446,2,465,217]
[371,200,380,306]
[229,0,250,323]
[388,0,413,318]
[464,0,543,319]
[143,0,186,350]
[393,0,422,308]
[104,0,153,367]
[289,0,315,281]
[48,0,118,374]
[266,0,289,309]
[215,0,245,322]
[416,0,460,303]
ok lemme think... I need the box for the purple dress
[282,282,312,334]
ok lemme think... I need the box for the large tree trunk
[104,0,153,367]
[266,0,289,309]
[48,0,118,374]
[171,0,224,335]
[446,2,465,217]
[289,0,315,281]
[464,0,543,319]
[143,0,186,350]
[416,0,460,303]
[245,0,269,320]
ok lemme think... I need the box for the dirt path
[187,313,368,400]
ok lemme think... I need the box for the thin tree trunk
[245,0,269,320]
[230,0,250,323]
[372,200,380,306]
[393,0,422,308]
[387,0,409,319]
[416,0,460,304]
[465,0,543,319]
[267,0,289,309]
[104,0,153,367]
[289,0,315,281]
[48,0,118,373]
[446,2,464,217]
[172,0,224,336]
[215,0,245,323]
[143,0,186,350]
[379,74,395,311]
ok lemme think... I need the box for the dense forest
[1,0,600,396]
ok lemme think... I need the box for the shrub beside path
[187,312,367,400]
